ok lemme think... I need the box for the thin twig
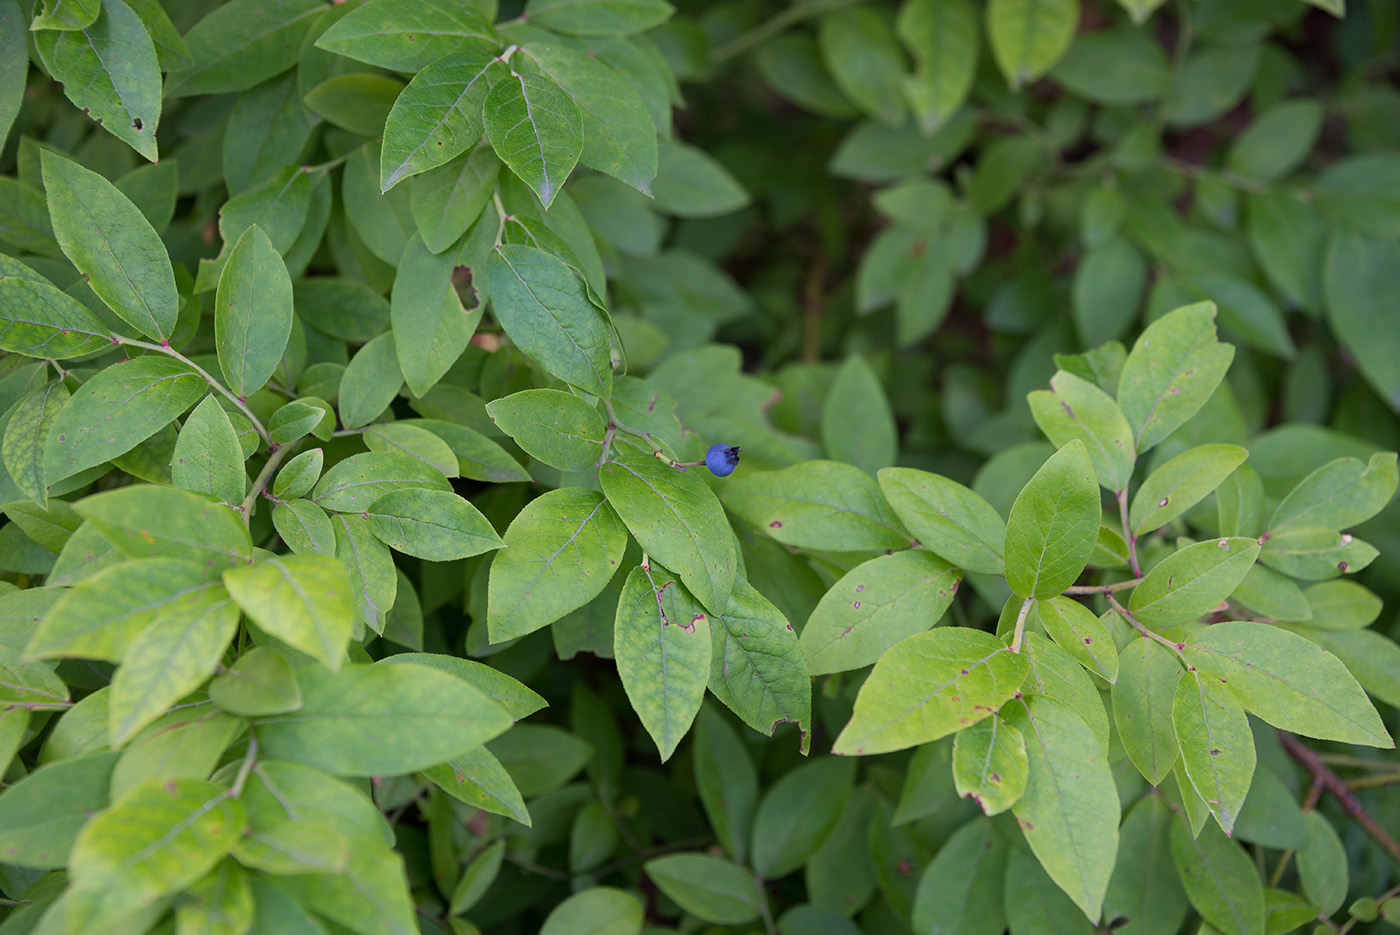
[1105,593,1186,658]
[239,442,295,525]
[1279,731,1400,867]
[1009,597,1034,653]
[229,736,258,798]
[1063,578,1141,595]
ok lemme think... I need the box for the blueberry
[705,443,741,478]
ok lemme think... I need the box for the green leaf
[1003,694,1118,923]
[273,498,336,556]
[523,43,659,196]
[488,244,612,397]
[269,398,333,447]
[68,779,246,922]
[951,715,1028,816]
[30,0,99,29]
[332,512,398,634]
[208,646,302,717]
[1027,371,1136,492]
[338,333,403,430]
[215,225,293,400]
[896,0,978,134]
[1170,819,1263,935]
[1112,634,1183,785]
[409,418,531,483]
[166,0,325,97]
[1071,238,1147,347]
[750,756,855,879]
[364,423,458,479]
[613,565,711,761]
[488,488,628,641]
[645,853,760,925]
[1246,191,1325,315]
[108,596,238,746]
[1268,452,1398,533]
[1117,302,1234,453]
[833,627,1029,755]
[817,8,906,127]
[1130,444,1248,536]
[312,451,451,513]
[913,818,1008,934]
[821,355,896,477]
[255,661,512,776]
[707,579,812,752]
[74,483,252,571]
[3,382,68,507]
[1128,537,1260,629]
[878,468,1005,574]
[651,140,751,218]
[110,709,241,799]
[392,240,481,399]
[1297,811,1347,917]
[378,652,546,720]
[0,752,117,869]
[524,0,673,37]
[171,396,247,505]
[600,449,737,615]
[424,746,530,825]
[35,0,161,161]
[1217,463,1265,539]
[1226,100,1323,183]
[485,388,606,471]
[411,148,499,255]
[1260,526,1378,581]
[800,550,960,675]
[539,887,643,935]
[724,460,910,552]
[316,0,498,72]
[1173,670,1254,836]
[224,554,355,670]
[0,277,111,360]
[1051,28,1168,105]
[986,0,1079,90]
[1034,597,1117,682]
[1003,440,1100,599]
[380,43,498,190]
[1299,579,1381,630]
[0,644,68,706]
[693,705,758,862]
[1231,564,1312,622]
[1003,845,1097,935]
[178,861,255,935]
[123,0,189,71]
[450,839,505,915]
[1182,621,1391,747]
[26,558,224,661]
[41,151,176,340]
[484,73,583,209]
[0,0,24,149]
[44,357,204,485]
[1103,795,1188,935]
[366,488,503,561]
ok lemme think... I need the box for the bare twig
[1279,731,1400,867]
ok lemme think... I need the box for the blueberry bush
[1,1,1400,934]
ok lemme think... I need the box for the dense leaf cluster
[1,1,1399,934]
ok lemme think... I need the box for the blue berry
[705,443,741,477]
